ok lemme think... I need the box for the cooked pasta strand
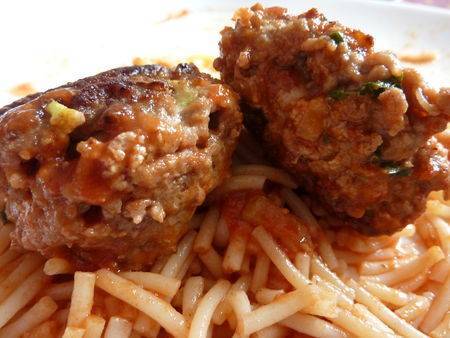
[119,272,181,298]
[183,276,205,321]
[0,296,57,338]
[212,275,251,326]
[238,287,317,336]
[233,165,297,189]
[84,315,106,338]
[0,268,47,328]
[311,256,355,299]
[281,312,349,338]
[0,225,14,255]
[188,280,231,338]
[223,233,247,273]
[330,308,390,338]
[194,208,220,253]
[0,254,43,303]
[420,272,450,333]
[61,327,85,338]
[199,248,224,278]
[361,280,414,307]
[96,269,188,337]
[294,252,311,278]
[395,294,433,322]
[348,280,427,338]
[0,250,21,270]
[104,317,132,338]
[43,258,73,275]
[160,231,196,278]
[362,246,444,285]
[252,226,309,290]
[255,288,285,305]
[67,272,96,327]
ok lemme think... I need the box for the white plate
[0,0,448,106]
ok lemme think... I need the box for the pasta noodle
[96,269,188,337]
[188,280,230,338]
[222,233,247,273]
[0,269,47,328]
[238,288,317,335]
[294,252,311,278]
[348,280,428,338]
[281,312,348,338]
[0,225,14,255]
[119,272,181,298]
[251,252,270,292]
[43,258,73,276]
[420,272,450,333]
[212,275,250,326]
[194,208,220,254]
[0,296,57,338]
[83,315,106,338]
[232,165,297,189]
[252,226,310,290]
[254,288,285,305]
[104,317,132,338]
[66,272,96,328]
[182,276,204,321]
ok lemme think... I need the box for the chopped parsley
[389,74,403,88]
[329,31,344,44]
[328,74,404,101]
[370,146,412,177]
[359,74,403,97]
[359,81,392,97]
[329,89,348,100]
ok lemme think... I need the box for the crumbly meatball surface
[215,4,450,234]
[0,64,242,269]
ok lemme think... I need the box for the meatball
[215,4,450,234]
[0,64,242,269]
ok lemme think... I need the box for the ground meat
[215,4,450,234]
[0,64,242,269]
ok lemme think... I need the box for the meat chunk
[0,64,242,269]
[215,4,450,234]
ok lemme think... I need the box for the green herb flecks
[370,146,413,177]
[359,81,392,97]
[389,74,403,88]
[359,74,404,97]
[329,73,404,101]
[330,31,344,44]
[329,89,348,100]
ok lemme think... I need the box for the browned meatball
[0,64,242,269]
[215,4,450,234]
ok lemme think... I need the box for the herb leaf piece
[360,74,404,98]
[329,89,348,100]
[359,81,392,97]
[330,31,344,44]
